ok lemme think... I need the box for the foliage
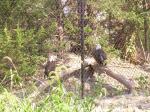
[135,74,150,90]
[88,0,150,59]
[0,0,150,111]
[0,26,49,88]
[0,82,95,112]
[98,35,121,58]
[124,32,136,60]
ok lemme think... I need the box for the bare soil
[14,53,150,111]
[60,53,150,111]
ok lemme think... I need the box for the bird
[92,44,107,66]
[44,53,57,79]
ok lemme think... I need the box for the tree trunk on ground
[61,64,133,93]
[93,66,133,92]
[28,60,134,101]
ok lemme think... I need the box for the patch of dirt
[13,53,150,111]
[59,53,150,111]
[92,95,150,112]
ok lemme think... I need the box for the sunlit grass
[0,83,95,112]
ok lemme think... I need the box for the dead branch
[28,58,133,100]
[138,103,150,109]
[61,66,133,92]
[93,65,133,92]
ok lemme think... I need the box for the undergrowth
[0,82,95,112]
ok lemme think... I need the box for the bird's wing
[100,55,104,61]
[101,50,107,60]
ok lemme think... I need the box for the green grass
[0,83,95,112]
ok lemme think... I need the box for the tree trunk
[143,0,149,52]
[56,0,64,41]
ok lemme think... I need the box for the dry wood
[93,65,133,92]
[60,64,133,92]
[28,58,133,100]
[138,103,150,109]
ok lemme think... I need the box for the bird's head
[96,44,102,50]
[48,53,57,62]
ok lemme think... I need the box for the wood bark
[93,65,133,92]
[60,63,133,92]
[143,0,149,51]
[29,60,133,100]
[56,0,64,41]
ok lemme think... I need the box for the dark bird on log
[44,53,57,79]
[92,44,107,66]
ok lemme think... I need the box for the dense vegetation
[0,0,150,111]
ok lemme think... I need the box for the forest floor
[13,53,150,112]
[59,53,150,112]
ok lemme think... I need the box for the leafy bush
[0,26,51,87]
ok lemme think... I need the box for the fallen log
[60,65,133,92]
[93,65,133,92]
[28,66,94,100]
[28,58,133,100]
[138,103,150,109]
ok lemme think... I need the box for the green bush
[0,26,51,87]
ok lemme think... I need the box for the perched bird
[44,53,57,79]
[92,44,107,66]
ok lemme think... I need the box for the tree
[87,0,150,63]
